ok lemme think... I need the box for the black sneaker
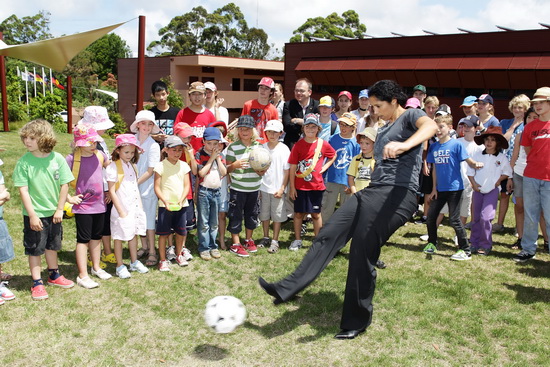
[513,251,535,263]
[375,260,387,269]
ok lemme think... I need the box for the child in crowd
[321,112,361,224]
[204,82,229,125]
[423,115,482,260]
[196,127,227,260]
[77,106,116,267]
[131,110,162,267]
[331,91,352,121]
[257,120,291,254]
[288,113,336,251]
[347,127,377,194]
[241,77,279,143]
[154,136,192,271]
[174,122,197,261]
[66,125,112,289]
[318,95,340,142]
[13,119,75,300]
[468,127,512,255]
[0,155,15,304]
[352,89,370,132]
[150,80,181,141]
[226,115,262,257]
[106,134,149,278]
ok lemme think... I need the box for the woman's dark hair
[368,80,408,107]
[524,106,537,125]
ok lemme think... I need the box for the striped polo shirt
[226,140,262,192]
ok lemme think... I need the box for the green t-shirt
[13,152,74,218]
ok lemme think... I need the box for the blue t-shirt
[319,120,339,142]
[484,116,500,128]
[325,134,361,185]
[426,139,469,192]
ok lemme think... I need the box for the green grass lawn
[0,129,548,366]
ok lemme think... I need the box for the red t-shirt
[521,118,550,181]
[241,99,279,144]
[288,138,335,191]
[175,107,216,151]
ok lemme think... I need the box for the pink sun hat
[73,124,104,147]
[114,134,144,153]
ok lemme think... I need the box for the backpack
[114,159,138,192]
[70,149,105,189]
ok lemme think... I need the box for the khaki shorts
[259,191,287,223]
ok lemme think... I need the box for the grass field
[0,129,548,366]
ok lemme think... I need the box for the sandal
[137,248,149,259]
[145,253,158,266]
[0,272,12,281]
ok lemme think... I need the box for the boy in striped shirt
[226,115,262,257]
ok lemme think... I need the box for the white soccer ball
[204,296,247,334]
[249,147,272,171]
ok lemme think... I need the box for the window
[202,66,215,73]
[232,78,240,91]
[244,79,259,92]
[189,76,199,84]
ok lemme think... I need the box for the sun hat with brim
[173,122,194,138]
[114,134,144,153]
[473,126,508,149]
[530,87,550,102]
[130,110,162,134]
[357,127,377,143]
[78,106,115,131]
[338,112,357,126]
[73,124,103,147]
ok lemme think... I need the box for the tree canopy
[0,11,52,45]
[148,3,271,59]
[289,10,366,42]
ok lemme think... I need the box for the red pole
[0,32,9,132]
[135,15,145,115]
[67,76,73,134]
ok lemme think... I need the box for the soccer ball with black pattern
[204,296,247,333]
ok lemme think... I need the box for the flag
[35,73,44,83]
[51,76,65,90]
[27,72,35,82]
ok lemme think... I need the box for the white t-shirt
[457,137,483,186]
[260,142,291,194]
[467,151,512,194]
[208,106,229,125]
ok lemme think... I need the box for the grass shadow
[504,283,550,304]
[246,290,341,342]
[516,258,550,278]
[192,344,229,361]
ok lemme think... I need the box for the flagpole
[24,67,29,111]
[33,66,37,98]
[49,68,53,93]
[0,32,8,131]
[17,66,22,102]
[41,67,46,96]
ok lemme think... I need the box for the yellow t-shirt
[153,159,191,207]
[346,153,375,192]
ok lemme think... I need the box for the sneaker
[267,240,280,254]
[423,243,437,254]
[166,246,177,261]
[415,216,427,225]
[87,256,107,269]
[289,239,303,251]
[464,222,472,229]
[31,284,48,300]
[181,247,193,261]
[77,276,99,289]
[450,250,471,261]
[375,260,387,269]
[47,275,75,288]
[257,237,271,248]
[513,251,535,263]
[91,268,112,280]
[492,223,505,233]
[0,282,15,301]
[176,254,189,266]
[158,260,171,272]
[116,265,131,279]
[199,251,212,261]
[300,223,307,236]
[210,249,222,259]
[230,244,249,257]
[101,252,117,264]
[419,234,429,241]
[129,260,149,273]
[244,239,258,253]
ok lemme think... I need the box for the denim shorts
[23,216,63,256]
[0,219,14,263]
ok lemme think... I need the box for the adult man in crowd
[283,78,319,148]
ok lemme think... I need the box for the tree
[87,33,131,80]
[289,10,366,43]
[148,3,270,59]
[0,11,52,45]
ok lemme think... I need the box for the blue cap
[303,113,320,127]
[477,94,494,105]
[203,127,222,141]
[359,89,369,99]
[460,96,477,107]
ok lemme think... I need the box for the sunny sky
[2,0,549,58]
